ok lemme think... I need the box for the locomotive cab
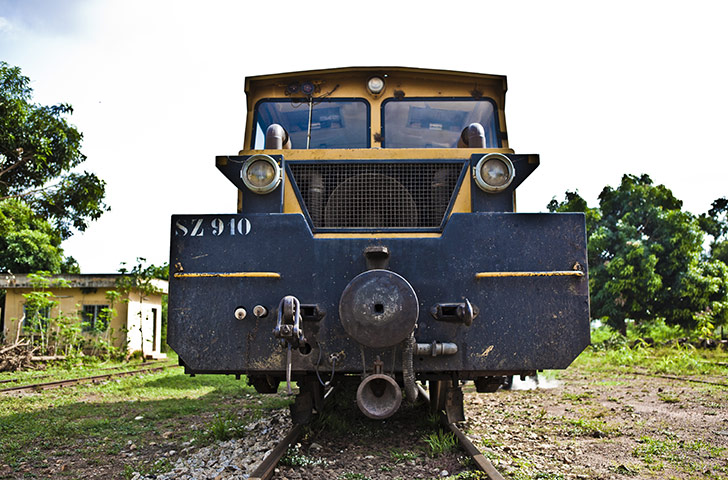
[168,67,590,422]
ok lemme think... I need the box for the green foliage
[11,272,124,360]
[390,448,419,463]
[0,61,108,240]
[19,272,79,356]
[117,258,166,297]
[563,417,619,438]
[551,175,728,334]
[203,411,252,442]
[699,197,728,264]
[0,199,75,273]
[422,429,458,457]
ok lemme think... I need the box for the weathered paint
[168,212,590,377]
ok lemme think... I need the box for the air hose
[403,331,418,403]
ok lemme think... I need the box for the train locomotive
[168,67,590,423]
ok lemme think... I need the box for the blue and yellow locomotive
[168,67,590,422]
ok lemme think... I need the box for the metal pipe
[457,123,486,148]
[265,124,291,149]
[415,342,458,357]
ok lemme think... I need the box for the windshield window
[254,99,370,149]
[382,98,499,148]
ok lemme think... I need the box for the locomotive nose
[339,269,419,348]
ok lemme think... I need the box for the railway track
[0,359,167,385]
[247,418,505,480]
[0,362,176,394]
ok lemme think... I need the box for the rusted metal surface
[339,269,419,348]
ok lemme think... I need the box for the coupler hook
[274,296,306,394]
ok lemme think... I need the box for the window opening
[82,304,110,332]
[382,98,500,148]
[254,98,370,149]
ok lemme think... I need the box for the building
[0,274,167,359]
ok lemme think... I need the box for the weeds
[441,472,489,480]
[122,458,172,479]
[422,429,458,457]
[280,443,328,468]
[204,411,252,442]
[337,473,372,480]
[563,417,619,438]
[390,448,419,463]
[657,392,681,404]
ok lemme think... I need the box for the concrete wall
[2,281,165,357]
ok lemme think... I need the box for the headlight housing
[473,153,514,193]
[241,154,281,194]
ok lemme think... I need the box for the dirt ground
[462,369,728,479]
[272,362,727,480]
[2,359,726,479]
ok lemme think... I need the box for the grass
[573,342,728,377]
[390,448,419,463]
[0,361,291,476]
[562,417,620,438]
[0,355,175,388]
[422,429,458,457]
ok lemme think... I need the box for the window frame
[252,97,372,149]
[81,304,110,333]
[380,96,502,149]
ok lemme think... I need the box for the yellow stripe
[174,272,281,279]
[475,271,584,278]
[314,232,442,239]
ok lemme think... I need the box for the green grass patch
[390,448,419,463]
[562,417,620,438]
[574,343,728,377]
[422,429,458,457]
[562,391,594,402]
[0,366,286,472]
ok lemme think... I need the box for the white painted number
[175,217,251,237]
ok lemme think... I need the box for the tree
[550,175,728,335]
[0,61,108,240]
[0,198,79,274]
[699,197,728,265]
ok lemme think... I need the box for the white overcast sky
[1,0,726,273]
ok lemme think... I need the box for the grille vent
[288,162,465,230]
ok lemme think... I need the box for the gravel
[132,409,292,480]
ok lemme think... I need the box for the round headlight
[473,153,514,193]
[367,76,385,95]
[241,154,281,194]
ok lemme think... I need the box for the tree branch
[0,151,32,179]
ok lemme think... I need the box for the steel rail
[416,383,506,480]
[0,364,175,394]
[447,421,506,480]
[248,423,304,480]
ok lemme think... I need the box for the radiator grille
[288,162,465,230]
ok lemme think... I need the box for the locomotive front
[168,67,590,422]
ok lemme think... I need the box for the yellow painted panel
[283,175,303,214]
